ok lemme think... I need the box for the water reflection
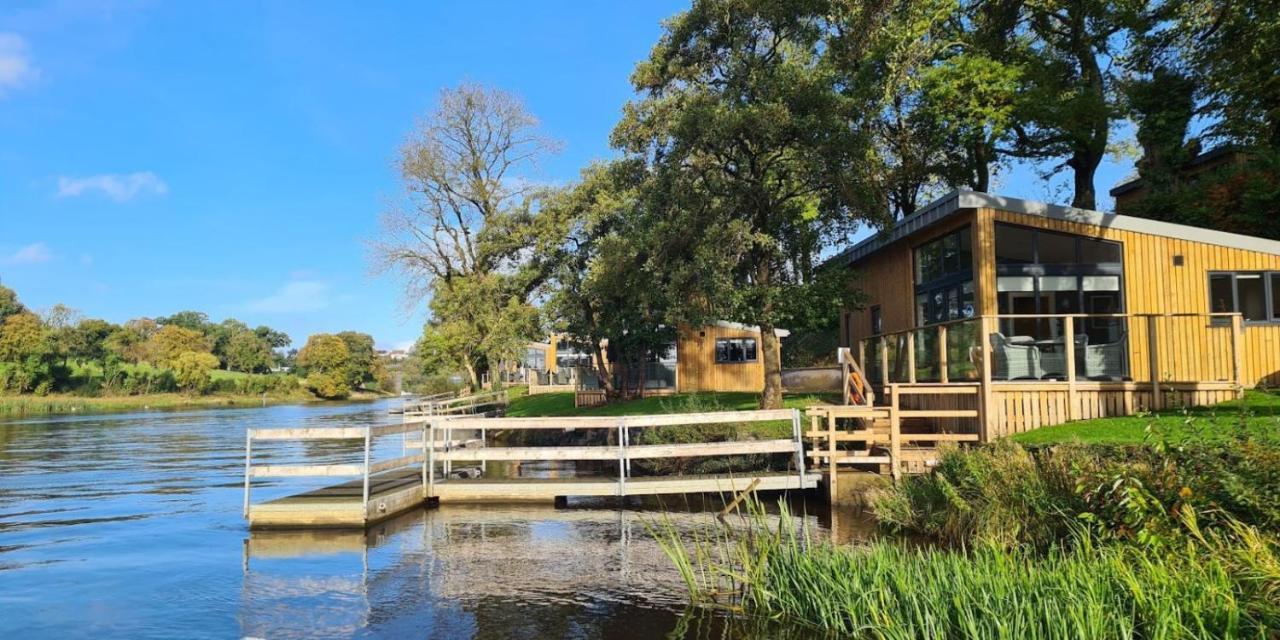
[1,400,875,639]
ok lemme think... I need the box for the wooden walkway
[244,407,816,529]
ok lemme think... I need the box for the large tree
[993,0,1128,210]
[373,83,558,387]
[540,161,675,400]
[614,0,870,408]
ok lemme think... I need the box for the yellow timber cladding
[837,191,1280,437]
[676,324,780,393]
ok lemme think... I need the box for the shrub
[306,371,350,399]
[874,437,1280,550]
[172,351,219,394]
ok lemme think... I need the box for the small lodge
[493,322,788,404]
[831,189,1280,439]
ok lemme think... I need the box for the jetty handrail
[424,408,807,497]
[243,423,426,517]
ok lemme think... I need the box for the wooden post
[791,409,806,485]
[1231,313,1244,397]
[617,420,628,497]
[1147,315,1161,411]
[362,428,372,510]
[426,420,436,497]
[979,316,995,441]
[421,421,429,493]
[906,331,916,384]
[889,384,901,482]
[826,410,837,505]
[242,431,253,517]
[879,336,889,386]
[858,340,866,378]
[1064,316,1078,421]
[937,324,949,384]
[480,426,487,474]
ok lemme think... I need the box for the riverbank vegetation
[0,284,393,412]
[658,393,1280,636]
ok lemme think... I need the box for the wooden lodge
[494,323,788,406]
[828,189,1280,439]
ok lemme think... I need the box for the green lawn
[1010,389,1280,445]
[503,390,835,418]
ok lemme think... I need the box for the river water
[0,399,867,639]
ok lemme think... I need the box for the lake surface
[0,400,865,639]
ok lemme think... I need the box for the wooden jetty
[243,407,817,529]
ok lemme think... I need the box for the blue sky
[0,1,1135,351]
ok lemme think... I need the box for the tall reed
[652,500,1280,638]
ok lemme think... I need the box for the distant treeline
[0,284,389,399]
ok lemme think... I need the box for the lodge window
[1208,272,1280,323]
[913,226,974,326]
[715,338,757,363]
[994,224,1125,344]
[870,306,883,336]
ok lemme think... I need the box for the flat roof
[828,189,1280,268]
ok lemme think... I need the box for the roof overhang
[827,189,1280,269]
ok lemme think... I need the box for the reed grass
[653,500,1280,638]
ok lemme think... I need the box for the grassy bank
[0,390,318,417]
[657,502,1280,639]
[504,389,835,418]
[1011,388,1280,445]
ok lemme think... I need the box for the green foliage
[146,325,212,369]
[655,499,1280,638]
[874,436,1280,550]
[614,0,876,406]
[0,285,25,324]
[305,371,350,400]
[539,161,675,398]
[336,330,380,389]
[297,334,352,399]
[171,351,220,394]
[223,328,275,373]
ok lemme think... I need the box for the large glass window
[993,224,1128,380]
[1209,272,1280,323]
[914,226,973,326]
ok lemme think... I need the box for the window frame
[913,225,974,327]
[993,223,1127,317]
[869,305,883,336]
[714,337,759,364]
[1206,271,1280,324]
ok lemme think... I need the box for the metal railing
[242,422,425,518]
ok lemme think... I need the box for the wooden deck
[248,468,425,529]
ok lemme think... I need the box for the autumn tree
[172,351,219,394]
[297,333,352,399]
[147,325,212,369]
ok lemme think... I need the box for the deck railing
[423,409,808,496]
[859,312,1244,387]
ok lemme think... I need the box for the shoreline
[0,391,394,419]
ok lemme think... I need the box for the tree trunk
[592,344,615,399]
[1069,150,1101,210]
[463,359,480,392]
[759,323,783,410]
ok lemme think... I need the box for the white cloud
[56,171,168,202]
[0,33,37,96]
[5,242,52,265]
[245,281,331,314]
